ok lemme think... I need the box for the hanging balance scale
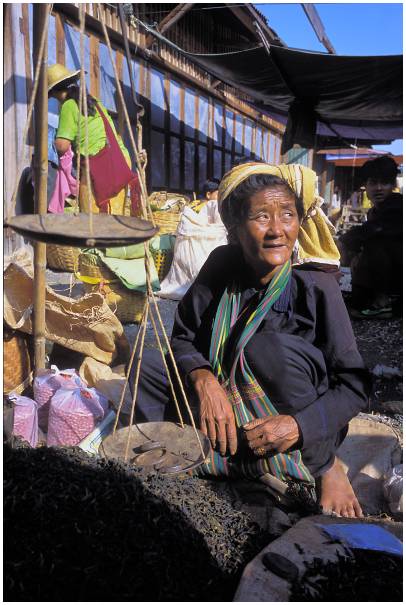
[5,212,158,248]
[5,4,211,475]
[101,422,211,475]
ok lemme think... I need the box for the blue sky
[254,3,403,155]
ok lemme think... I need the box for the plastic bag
[383,464,403,514]
[10,393,38,447]
[47,386,108,447]
[33,365,86,431]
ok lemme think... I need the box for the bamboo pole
[32,4,50,374]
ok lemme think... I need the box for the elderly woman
[131,163,370,518]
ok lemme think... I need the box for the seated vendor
[130,162,371,518]
[340,156,402,318]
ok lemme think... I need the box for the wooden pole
[32,4,49,374]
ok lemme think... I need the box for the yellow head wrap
[218,162,340,267]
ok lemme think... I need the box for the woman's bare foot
[318,457,363,518]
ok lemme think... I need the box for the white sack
[158,205,227,300]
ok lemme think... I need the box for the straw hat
[47,63,80,92]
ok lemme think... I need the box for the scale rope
[7,3,206,463]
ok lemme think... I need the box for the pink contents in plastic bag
[10,394,38,448]
[33,366,86,431]
[47,386,108,447]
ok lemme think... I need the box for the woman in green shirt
[48,63,131,214]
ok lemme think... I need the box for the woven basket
[3,328,32,395]
[47,244,81,273]
[83,282,146,324]
[78,251,117,282]
[151,248,173,282]
[152,210,182,235]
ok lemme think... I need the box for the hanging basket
[3,328,32,395]
[83,282,146,324]
[46,244,81,273]
[77,251,117,283]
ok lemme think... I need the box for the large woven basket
[77,251,117,283]
[47,244,81,273]
[151,210,182,235]
[83,282,146,324]
[3,328,32,395]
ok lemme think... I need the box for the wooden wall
[4,2,287,236]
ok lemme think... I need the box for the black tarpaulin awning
[138,20,402,151]
[186,45,403,151]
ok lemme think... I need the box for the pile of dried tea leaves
[4,437,270,602]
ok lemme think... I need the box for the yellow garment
[78,152,131,215]
[361,191,372,209]
[190,199,208,213]
[218,162,340,266]
[79,179,126,215]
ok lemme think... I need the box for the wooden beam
[301,4,336,54]
[90,35,99,97]
[229,5,285,47]
[145,4,194,49]
[55,12,66,64]
[21,4,34,145]
[116,50,124,135]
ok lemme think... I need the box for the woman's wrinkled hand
[188,368,237,456]
[243,415,300,455]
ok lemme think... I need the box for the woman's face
[235,186,300,281]
[50,89,68,103]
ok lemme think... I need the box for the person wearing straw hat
[48,63,137,215]
[130,163,370,518]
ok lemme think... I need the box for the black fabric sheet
[186,45,403,149]
[140,21,402,149]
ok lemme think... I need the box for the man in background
[340,156,402,318]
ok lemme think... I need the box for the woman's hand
[189,368,237,456]
[243,415,300,455]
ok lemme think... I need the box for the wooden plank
[116,50,124,136]
[207,98,214,177]
[164,72,171,188]
[90,35,99,98]
[193,90,199,193]
[179,83,185,191]
[143,66,152,190]
[221,105,226,176]
[20,4,34,145]
[301,4,335,54]
[55,11,66,64]
[267,131,271,163]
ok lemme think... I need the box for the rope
[97,3,151,221]
[79,3,93,233]
[148,310,185,429]
[96,3,205,458]
[124,297,150,461]
[149,288,205,459]
[7,4,53,220]
[112,296,147,434]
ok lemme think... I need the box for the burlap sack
[4,254,128,365]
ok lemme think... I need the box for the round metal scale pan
[100,422,211,475]
[5,213,158,247]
